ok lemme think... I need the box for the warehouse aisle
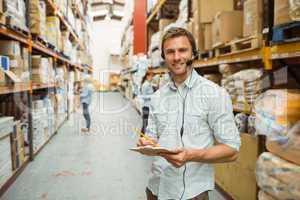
[1,92,225,200]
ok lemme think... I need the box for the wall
[91,19,123,85]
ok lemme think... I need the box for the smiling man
[139,27,241,200]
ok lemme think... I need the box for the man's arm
[160,144,238,168]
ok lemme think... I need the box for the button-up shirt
[146,69,241,200]
[80,85,93,105]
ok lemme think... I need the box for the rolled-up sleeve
[208,88,241,151]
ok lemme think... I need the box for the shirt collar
[168,69,198,91]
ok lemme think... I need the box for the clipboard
[129,146,178,156]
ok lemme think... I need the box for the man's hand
[159,148,190,168]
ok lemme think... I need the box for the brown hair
[161,27,197,59]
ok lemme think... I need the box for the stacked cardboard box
[11,121,25,170]
[243,0,263,37]
[0,136,12,188]
[212,11,243,47]
[3,0,27,30]
[32,56,55,84]
[0,116,13,188]
[274,0,294,26]
[46,16,62,50]
[0,40,29,83]
[29,0,47,40]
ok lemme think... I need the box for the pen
[133,128,159,147]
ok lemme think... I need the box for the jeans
[141,106,150,133]
[82,103,91,129]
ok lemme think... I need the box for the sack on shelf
[256,152,300,200]
[266,121,300,165]
[258,190,277,200]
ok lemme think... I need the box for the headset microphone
[186,59,193,66]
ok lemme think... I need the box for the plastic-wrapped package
[289,0,300,20]
[258,190,277,200]
[234,113,248,133]
[254,89,300,141]
[256,152,300,200]
[248,114,256,135]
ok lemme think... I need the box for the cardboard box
[159,19,175,32]
[204,23,212,50]
[274,0,293,26]
[243,0,263,37]
[198,0,234,23]
[0,67,6,86]
[266,139,300,166]
[191,0,198,11]
[29,0,46,39]
[0,56,9,71]
[212,11,243,47]
[0,40,21,56]
[8,55,23,68]
[0,0,3,14]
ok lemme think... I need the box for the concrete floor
[1,92,226,200]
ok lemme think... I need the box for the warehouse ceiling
[91,0,125,21]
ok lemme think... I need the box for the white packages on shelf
[0,116,14,138]
[0,136,12,188]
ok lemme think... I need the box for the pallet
[214,35,262,57]
[5,24,30,37]
[272,21,300,44]
[199,50,214,59]
[32,35,58,51]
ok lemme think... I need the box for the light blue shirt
[146,69,241,199]
[80,86,92,105]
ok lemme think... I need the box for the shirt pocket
[153,111,169,137]
[185,110,211,136]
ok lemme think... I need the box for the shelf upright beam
[26,0,34,160]
[133,0,147,54]
[262,44,273,70]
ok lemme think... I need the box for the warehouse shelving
[193,48,263,68]
[0,26,93,73]
[271,41,300,60]
[0,0,93,197]
[146,0,167,24]
[33,114,68,157]
[46,0,85,50]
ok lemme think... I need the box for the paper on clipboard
[129,146,178,156]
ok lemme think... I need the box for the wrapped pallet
[256,152,300,200]
[254,89,300,139]
[29,0,46,39]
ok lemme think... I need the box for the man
[139,27,241,200]
[78,78,93,133]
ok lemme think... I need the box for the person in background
[138,27,241,200]
[76,78,93,133]
[140,71,154,133]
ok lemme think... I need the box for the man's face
[163,36,193,76]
